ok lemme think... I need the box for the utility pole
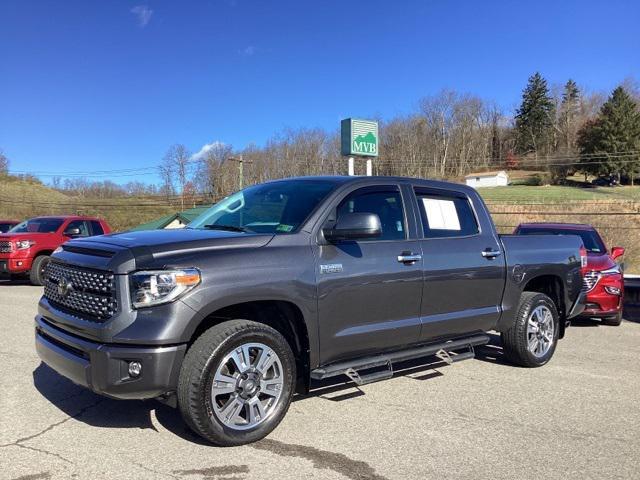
[228,156,250,190]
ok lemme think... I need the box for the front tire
[29,255,50,286]
[501,292,560,368]
[177,320,296,446]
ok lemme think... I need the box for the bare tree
[161,144,191,208]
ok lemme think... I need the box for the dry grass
[490,201,640,273]
[0,177,178,231]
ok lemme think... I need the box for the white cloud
[240,45,256,56]
[191,141,228,160]
[131,5,153,27]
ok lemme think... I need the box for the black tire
[601,312,623,326]
[501,292,560,368]
[177,319,296,446]
[29,255,50,286]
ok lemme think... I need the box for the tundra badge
[320,264,343,274]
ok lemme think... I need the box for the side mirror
[64,227,81,237]
[611,246,625,260]
[323,212,382,242]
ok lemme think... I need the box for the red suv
[0,216,111,285]
[514,223,624,325]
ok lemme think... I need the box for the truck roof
[269,175,472,191]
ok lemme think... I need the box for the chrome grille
[0,241,12,253]
[43,262,117,321]
[582,271,601,292]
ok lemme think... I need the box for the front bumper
[0,254,34,274]
[35,315,186,400]
[580,274,624,319]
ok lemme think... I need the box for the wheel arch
[521,274,567,338]
[188,300,311,393]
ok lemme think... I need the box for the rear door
[413,186,505,341]
[315,184,424,364]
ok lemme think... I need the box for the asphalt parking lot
[1,282,639,480]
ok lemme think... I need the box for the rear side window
[90,221,104,235]
[416,190,478,238]
[337,187,406,241]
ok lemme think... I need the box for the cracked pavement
[2,282,640,480]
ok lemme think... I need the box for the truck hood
[54,228,275,273]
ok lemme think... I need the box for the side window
[65,220,90,237]
[416,190,478,238]
[90,221,104,235]
[337,188,406,241]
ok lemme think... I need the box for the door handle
[397,253,422,264]
[481,249,502,259]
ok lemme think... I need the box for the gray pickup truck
[35,176,585,445]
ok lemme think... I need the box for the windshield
[10,218,64,234]
[188,180,337,234]
[517,227,606,254]
[0,223,16,233]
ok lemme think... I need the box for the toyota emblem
[57,276,73,297]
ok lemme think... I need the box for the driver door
[315,185,424,365]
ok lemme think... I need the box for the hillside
[0,177,180,231]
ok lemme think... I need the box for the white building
[465,170,509,188]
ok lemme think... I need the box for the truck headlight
[15,240,35,250]
[130,269,200,308]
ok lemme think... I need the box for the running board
[311,334,489,386]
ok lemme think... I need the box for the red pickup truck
[0,215,111,285]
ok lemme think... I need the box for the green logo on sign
[341,118,379,157]
[352,131,377,155]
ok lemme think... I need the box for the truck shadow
[32,352,460,445]
[0,276,32,286]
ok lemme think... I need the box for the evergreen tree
[559,79,580,151]
[577,86,640,184]
[515,72,556,157]
[550,80,581,184]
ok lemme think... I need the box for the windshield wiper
[202,224,249,233]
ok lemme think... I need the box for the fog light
[605,286,622,296]
[17,261,23,266]
[128,361,142,377]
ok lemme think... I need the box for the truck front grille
[43,261,117,321]
[582,271,601,293]
[0,241,12,253]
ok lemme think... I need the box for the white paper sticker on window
[422,198,461,230]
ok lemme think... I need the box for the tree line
[2,73,639,206]
[158,73,640,203]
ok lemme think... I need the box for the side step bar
[311,334,489,385]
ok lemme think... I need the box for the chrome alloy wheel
[210,342,284,430]
[527,305,555,358]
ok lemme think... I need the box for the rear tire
[177,319,296,446]
[601,312,623,326]
[29,255,50,286]
[501,292,560,368]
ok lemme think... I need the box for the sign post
[341,118,378,176]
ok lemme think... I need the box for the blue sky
[1,0,638,183]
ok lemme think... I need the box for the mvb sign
[341,119,378,157]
